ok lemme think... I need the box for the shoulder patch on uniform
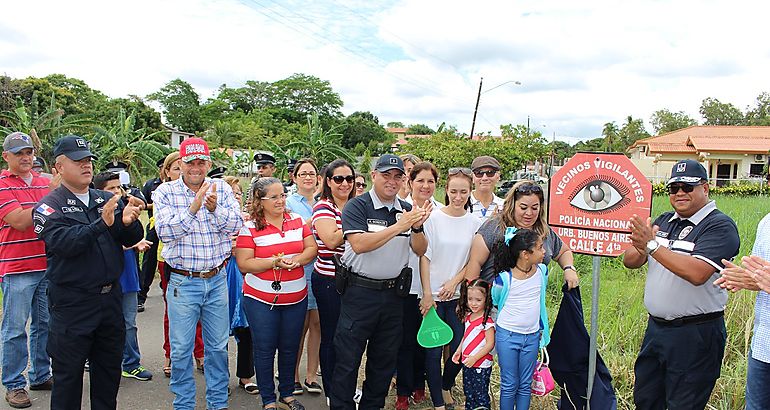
[36,203,55,216]
[67,198,77,205]
[96,197,105,204]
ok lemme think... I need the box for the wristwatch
[646,239,661,255]
[562,265,576,272]
[411,225,424,234]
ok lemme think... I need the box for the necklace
[514,264,535,278]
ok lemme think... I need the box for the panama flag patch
[36,203,56,216]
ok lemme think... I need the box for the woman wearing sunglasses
[354,174,367,197]
[309,159,356,402]
[461,180,580,288]
[395,161,443,409]
[417,167,482,410]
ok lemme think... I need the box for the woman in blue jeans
[235,178,318,410]
[310,159,356,400]
[491,228,547,409]
[418,168,481,409]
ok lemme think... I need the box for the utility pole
[469,77,483,138]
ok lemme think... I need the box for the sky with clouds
[1,0,768,143]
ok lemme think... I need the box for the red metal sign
[548,152,653,257]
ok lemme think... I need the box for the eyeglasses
[331,175,355,184]
[667,183,703,195]
[448,167,473,176]
[515,184,543,195]
[356,182,367,188]
[473,170,498,178]
[261,193,287,201]
[297,172,317,178]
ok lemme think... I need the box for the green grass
[385,194,768,409]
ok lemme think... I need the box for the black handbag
[332,254,349,295]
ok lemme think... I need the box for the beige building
[628,126,770,186]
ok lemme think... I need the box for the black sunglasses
[515,184,543,194]
[448,167,473,176]
[331,175,355,184]
[667,183,703,195]
[355,182,367,188]
[473,170,498,178]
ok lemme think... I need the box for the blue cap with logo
[3,132,34,154]
[667,159,708,186]
[375,154,405,173]
[53,135,98,161]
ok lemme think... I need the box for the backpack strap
[538,263,550,349]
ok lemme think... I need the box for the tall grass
[386,194,767,409]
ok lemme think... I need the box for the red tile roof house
[627,126,770,186]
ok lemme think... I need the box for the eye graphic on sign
[569,176,631,213]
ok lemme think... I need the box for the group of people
[0,128,768,410]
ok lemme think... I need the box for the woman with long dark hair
[235,177,318,410]
[310,159,356,401]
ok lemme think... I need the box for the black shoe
[292,382,303,395]
[137,303,145,312]
[303,380,322,394]
[278,397,305,410]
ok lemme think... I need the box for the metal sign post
[548,152,652,408]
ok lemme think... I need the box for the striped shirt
[461,314,495,368]
[312,199,343,277]
[0,170,49,276]
[751,213,770,363]
[154,177,243,272]
[236,213,310,305]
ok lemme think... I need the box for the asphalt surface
[14,284,329,410]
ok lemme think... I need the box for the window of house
[750,163,764,177]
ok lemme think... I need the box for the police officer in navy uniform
[624,159,740,410]
[331,154,431,410]
[253,151,276,178]
[34,135,144,410]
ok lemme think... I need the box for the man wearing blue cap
[33,135,145,410]
[624,159,740,409]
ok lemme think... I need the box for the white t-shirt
[422,209,482,299]
[74,192,90,207]
[496,269,542,334]
[406,196,444,295]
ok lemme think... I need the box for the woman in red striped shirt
[310,159,356,401]
[235,177,318,410]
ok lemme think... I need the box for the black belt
[169,261,226,279]
[348,272,397,290]
[650,311,723,327]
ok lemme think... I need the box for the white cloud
[1,0,769,143]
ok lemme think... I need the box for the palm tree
[90,108,170,180]
[601,122,619,152]
[0,95,92,162]
[268,112,353,168]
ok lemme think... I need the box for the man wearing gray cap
[469,155,504,220]
[624,159,740,409]
[0,132,54,408]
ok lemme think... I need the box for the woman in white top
[395,161,442,408]
[419,167,482,410]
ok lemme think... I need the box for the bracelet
[271,257,279,268]
[411,225,424,233]
[562,265,576,272]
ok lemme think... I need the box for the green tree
[574,137,606,152]
[618,115,650,149]
[359,149,372,176]
[745,92,770,125]
[147,79,202,132]
[386,121,404,128]
[650,109,697,134]
[90,108,170,180]
[216,81,271,113]
[274,113,353,167]
[340,111,391,149]
[699,97,744,125]
[267,74,343,126]
[406,123,435,135]
[602,122,620,152]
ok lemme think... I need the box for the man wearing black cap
[137,157,167,312]
[254,151,276,178]
[624,159,740,410]
[331,154,431,410]
[33,135,144,410]
[0,132,54,408]
[106,160,146,205]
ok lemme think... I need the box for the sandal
[239,380,259,395]
[163,358,172,378]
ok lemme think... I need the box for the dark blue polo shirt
[341,190,412,280]
[644,200,740,320]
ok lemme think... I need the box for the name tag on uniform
[61,206,83,213]
[367,219,388,232]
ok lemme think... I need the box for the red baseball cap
[179,137,210,162]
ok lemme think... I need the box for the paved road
[17,284,328,409]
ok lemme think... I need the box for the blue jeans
[243,296,308,406]
[167,272,230,410]
[122,291,141,371]
[496,327,539,410]
[312,271,341,398]
[1,271,51,390]
[746,352,770,409]
[425,299,463,407]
